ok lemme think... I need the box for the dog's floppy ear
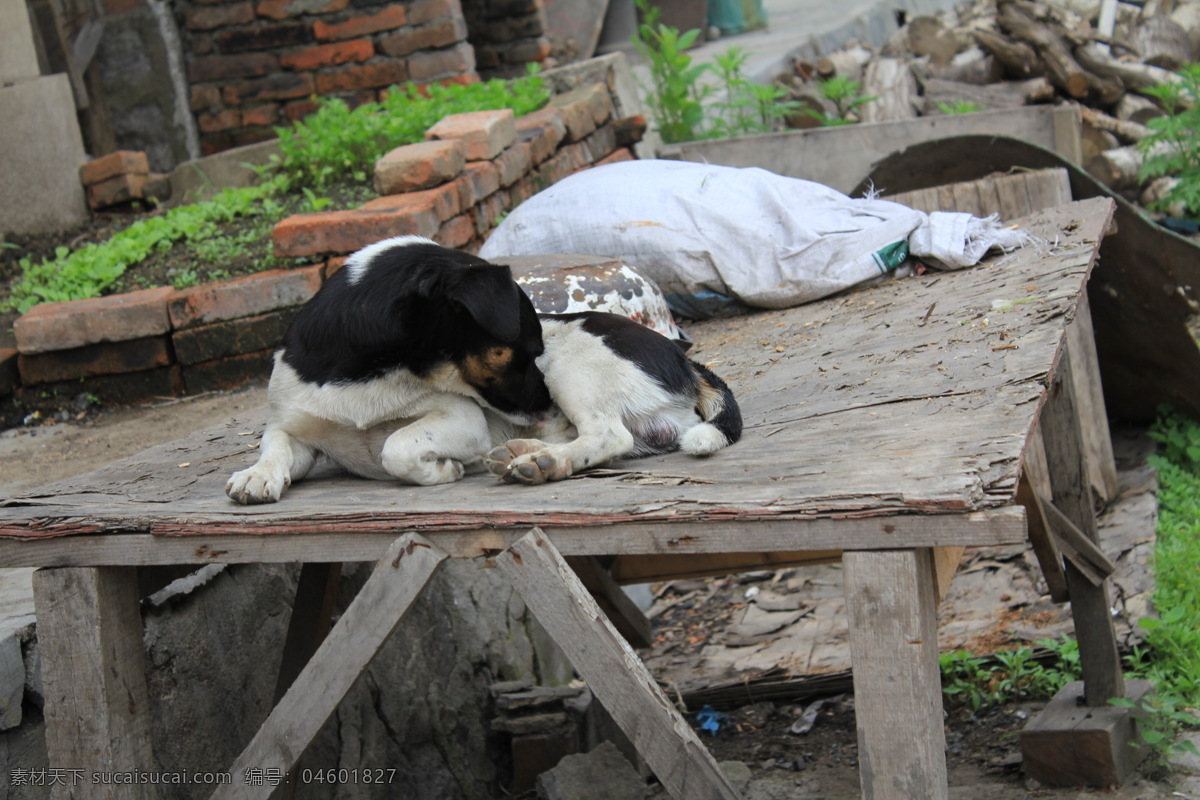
[449,265,524,343]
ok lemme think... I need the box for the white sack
[481,160,1027,318]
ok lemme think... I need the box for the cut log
[925,46,1005,84]
[1082,126,1120,162]
[1076,103,1154,142]
[921,76,1054,113]
[972,28,1042,78]
[1140,175,1185,215]
[997,2,1092,97]
[1130,16,1194,69]
[784,86,837,129]
[1114,93,1166,125]
[859,57,919,123]
[1085,141,1172,189]
[907,15,969,64]
[815,44,874,83]
[1074,42,1186,93]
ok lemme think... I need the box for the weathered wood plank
[844,549,947,800]
[609,550,843,584]
[565,556,652,648]
[1065,291,1119,503]
[33,566,156,800]
[496,529,741,800]
[211,534,447,800]
[888,168,1071,220]
[0,200,1113,567]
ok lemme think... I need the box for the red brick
[223,72,314,105]
[492,141,532,187]
[184,2,254,30]
[190,32,214,55]
[280,39,372,71]
[447,161,500,208]
[13,287,174,355]
[198,109,242,133]
[313,5,406,40]
[536,142,590,187]
[188,52,278,83]
[284,97,321,120]
[594,147,634,167]
[172,307,299,365]
[256,0,346,20]
[376,17,466,58]
[373,138,464,195]
[216,21,312,53]
[515,107,567,163]
[272,204,440,258]
[18,337,171,385]
[426,108,515,161]
[581,123,616,163]
[359,181,460,221]
[315,61,407,93]
[436,214,475,249]
[79,150,149,186]
[0,349,18,397]
[406,42,475,82]
[510,173,542,204]
[182,349,274,394]
[87,173,148,209]
[507,37,552,64]
[474,189,510,235]
[547,84,612,143]
[407,0,454,25]
[241,103,281,127]
[16,367,184,411]
[190,84,222,111]
[323,255,348,279]
[169,266,323,329]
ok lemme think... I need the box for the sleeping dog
[225,236,740,503]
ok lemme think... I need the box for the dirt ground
[1,388,1198,799]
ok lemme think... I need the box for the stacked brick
[2,82,643,412]
[181,0,482,155]
[79,151,169,211]
[273,82,640,259]
[460,0,551,78]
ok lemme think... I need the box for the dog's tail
[680,362,743,456]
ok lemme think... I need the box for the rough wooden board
[887,168,1072,220]
[33,566,155,800]
[0,199,1112,566]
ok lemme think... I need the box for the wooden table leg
[843,548,947,800]
[33,566,156,800]
[496,529,742,800]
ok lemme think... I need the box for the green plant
[170,268,199,290]
[805,75,874,126]
[1138,63,1200,218]
[936,99,985,115]
[1111,693,1200,778]
[939,641,1081,711]
[940,650,995,711]
[632,0,709,144]
[708,47,799,138]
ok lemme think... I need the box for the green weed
[804,75,875,127]
[936,99,985,115]
[1138,63,1200,219]
[939,641,1078,711]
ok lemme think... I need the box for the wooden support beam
[844,549,948,800]
[609,550,843,585]
[932,546,964,605]
[1065,292,1119,504]
[496,529,741,800]
[210,535,447,800]
[1017,468,1070,603]
[1039,343,1124,706]
[33,566,156,800]
[1041,500,1116,585]
[565,556,652,648]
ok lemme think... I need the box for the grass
[1,69,550,315]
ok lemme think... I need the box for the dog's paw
[383,451,465,485]
[485,439,571,485]
[226,465,289,505]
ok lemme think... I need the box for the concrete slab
[0,0,41,81]
[0,75,89,235]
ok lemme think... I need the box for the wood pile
[782,0,1199,213]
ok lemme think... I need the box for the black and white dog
[225,236,741,503]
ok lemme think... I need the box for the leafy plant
[936,99,985,115]
[939,641,1080,711]
[708,47,800,138]
[1111,693,1200,779]
[1138,63,1200,219]
[632,0,709,144]
[804,75,875,126]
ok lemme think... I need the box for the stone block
[172,308,298,365]
[79,150,150,186]
[374,139,465,195]
[426,109,515,161]
[1,0,39,81]
[0,76,88,234]
[18,337,172,385]
[169,266,322,329]
[535,741,644,800]
[13,287,174,355]
[182,349,275,394]
[164,139,279,208]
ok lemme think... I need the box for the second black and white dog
[225,236,741,503]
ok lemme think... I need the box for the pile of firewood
[782,0,1199,213]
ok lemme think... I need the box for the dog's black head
[281,236,552,417]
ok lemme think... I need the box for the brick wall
[460,0,551,78]
[2,79,644,413]
[181,0,480,155]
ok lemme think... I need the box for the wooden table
[0,198,1123,800]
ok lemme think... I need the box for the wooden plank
[1016,471,1070,603]
[609,550,843,584]
[887,168,1071,219]
[273,562,341,701]
[1042,499,1116,584]
[0,508,1029,568]
[496,530,741,800]
[33,566,156,800]
[565,556,652,648]
[211,534,447,800]
[1039,344,1125,706]
[843,549,947,800]
[1065,291,1120,503]
[932,545,964,604]
[659,106,1081,193]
